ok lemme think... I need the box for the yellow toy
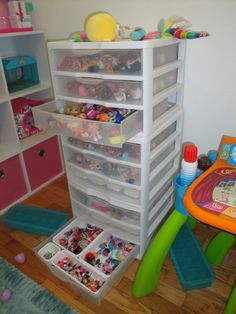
[84,12,117,42]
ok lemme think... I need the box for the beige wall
[31,0,236,153]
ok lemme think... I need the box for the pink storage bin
[0,155,27,209]
[0,0,10,30]
[23,136,63,190]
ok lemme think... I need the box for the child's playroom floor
[0,175,235,314]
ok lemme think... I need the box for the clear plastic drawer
[64,148,141,186]
[65,137,141,163]
[153,44,179,69]
[153,69,178,95]
[54,76,143,106]
[54,49,142,75]
[67,166,141,209]
[153,91,179,123]
[32,100,143,147]
[67,164,141,206]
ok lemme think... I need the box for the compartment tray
[3,204,69,236]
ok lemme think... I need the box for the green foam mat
[3,204,68,236]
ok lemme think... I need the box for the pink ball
[0,288,11,303]
[14,253,26,264]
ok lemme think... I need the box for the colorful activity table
[132,135,236,314]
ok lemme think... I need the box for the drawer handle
[0,170,5,179]
[38,149,46,157]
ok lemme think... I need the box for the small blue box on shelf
[3,55,40,93]
[3,204,68,236]
[170,223,215,291]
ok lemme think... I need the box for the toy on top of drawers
[58,50,141,74]
[3,55,40,93]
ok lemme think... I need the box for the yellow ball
[85,12,117,42]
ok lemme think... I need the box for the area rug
[0,257,78,314]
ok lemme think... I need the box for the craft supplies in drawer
[65,137,141,163]
[54,49,142,75]
[54,76,143,106]
[32,100,142,147]
[66,148,141,186]
[35,217,138,303]
[52,218,103,255]
[52,250,108,303]
[80,232,137,278]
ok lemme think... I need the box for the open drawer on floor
[34,216,138,304]
[32,100,143,147]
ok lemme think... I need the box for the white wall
[31,0,236,154]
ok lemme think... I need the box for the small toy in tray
[56,254,105,292]
[83,234,135,275]
[55,223,103,254]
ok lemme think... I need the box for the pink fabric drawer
[0,155,27,210]
[23,136,63,190]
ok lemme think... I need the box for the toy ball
[70,31,88,42]
[14,252,26,264]
[0,288,12,303]
[84,12,117,42]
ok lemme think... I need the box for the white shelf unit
[33,38,185,258]
[0,31,64,213]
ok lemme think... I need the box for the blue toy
[3,55,40,93]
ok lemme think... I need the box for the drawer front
[0,155,27,209]
[67,164,141,210]
[65,137,141,163]
[23,136,62,190]
[33,100,142,147]
[54,49,142,76]
[35,217,138,303]
[71,199,140,244]
[54,76,143,107]
[64,147,141,186]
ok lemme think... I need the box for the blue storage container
[170,223,215,290]
[3,204,68,236]
[3,56,40,93]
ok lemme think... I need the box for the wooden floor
[0,175,235,314]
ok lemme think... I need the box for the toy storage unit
[33,39,185,266]
[0,31,64,213]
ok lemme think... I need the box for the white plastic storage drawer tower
[33,38,185,259]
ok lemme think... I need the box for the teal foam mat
[3,204,68,236]
[170,223,215,290]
